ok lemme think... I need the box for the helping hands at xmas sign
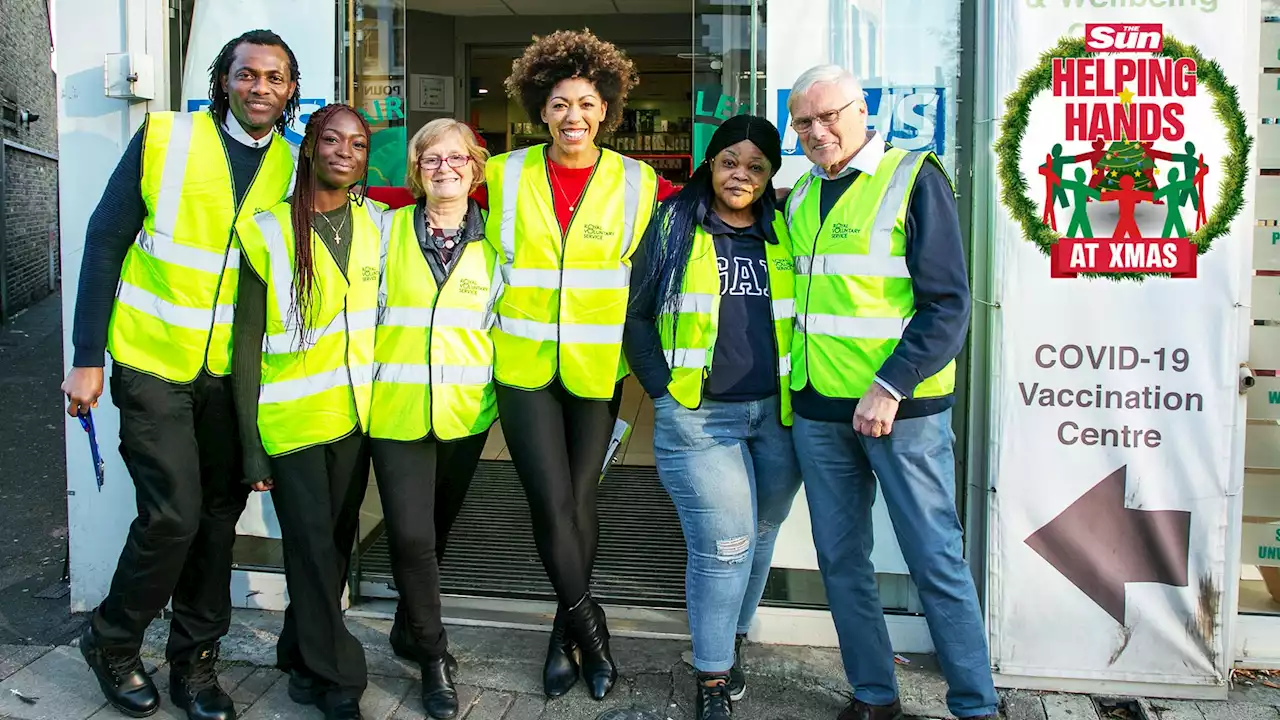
[997,23,1250,280]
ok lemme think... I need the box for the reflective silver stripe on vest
[796,313,908,340]
[378,307,487,331]
[260,363,374,405]
[779,354,792,377]
[499,148,530,266]
[495,315,624,344]
[254,212,298,331]
[376,363,493,386]
[772,298,795,319]
[795,253,909,279]
[785,173,815,225]
[151,114,195,240]
[620,154,643,254]
[135,230,238,275]
[667,347,708,370]
[868,152,922,263]
[264,308,377,356]
[116,281,234,329]
[677,293,714,314]
[506,267,628,289]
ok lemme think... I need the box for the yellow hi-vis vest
[659,212,797,425]
[369,205,500,442]
[107,110,295,382]
[484,144,658,400]
[235,198,386,456]
[787,147,956,400]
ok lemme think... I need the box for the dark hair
[207,29,301,137]
[638,115,782,317]
[504,29,637,133]
[287,104,372,347]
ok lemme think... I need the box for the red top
[546,156,680,234]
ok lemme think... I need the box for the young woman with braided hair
[232,103,387,720]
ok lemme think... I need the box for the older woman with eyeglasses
[366,118,500,719]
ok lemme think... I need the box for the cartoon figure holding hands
[1153,167,1195,238]
[1038,152,1062,231]
[1099,174,1153,240]
[1058,167,1102,238]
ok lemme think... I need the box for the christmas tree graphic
[1094,137,1156,192]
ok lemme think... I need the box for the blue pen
[78,409,106,491]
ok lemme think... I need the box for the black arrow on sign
[1024,465,1191,624]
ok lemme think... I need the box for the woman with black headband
[623,114,803,720]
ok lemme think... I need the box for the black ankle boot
[79,624,160,718]
[696,673,733,719]
[567,593,618,700]
[420,655,458,719]
[543,603,579,698]
[170,643,236,720]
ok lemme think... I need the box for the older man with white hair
[782,64,998,720]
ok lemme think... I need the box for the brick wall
[0,0,58,316]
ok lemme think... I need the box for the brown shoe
[836,698,904,720]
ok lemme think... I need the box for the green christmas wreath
[994,34,1252,281]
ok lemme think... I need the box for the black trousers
[269,432,370,699]
[494,379,622,606]
[92,365,250,665]
[371,428,489,660]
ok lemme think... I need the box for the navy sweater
[71,118,270,368]
[624,199,781,403]
[791,158,970,423]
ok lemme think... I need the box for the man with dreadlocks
[60,29,299,720]
[233,103,385,720]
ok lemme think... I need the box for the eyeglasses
[790,99,857,134]
[419,154,471,170]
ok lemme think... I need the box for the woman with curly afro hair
[483,29,679,703]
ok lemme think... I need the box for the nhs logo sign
[186,98,328,146]
[777,87,947,157]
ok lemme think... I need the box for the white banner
[764,0,963,576]
[179,0,335,537]
[988,3,1256,692]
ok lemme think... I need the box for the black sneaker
[696,673,732,719]
[728,634,746,701]
[170,643,236,720]
[78,624,160,718]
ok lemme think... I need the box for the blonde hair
[406,119,489,198]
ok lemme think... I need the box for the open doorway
[350,0,697,611]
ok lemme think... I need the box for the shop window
[352,0,407,187]
[692,0,765,167]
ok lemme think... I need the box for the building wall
[0,0,58,317]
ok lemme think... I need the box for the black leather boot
[170,643,236,720]
[79,623,160,718]
[420,655,458,719]
[567,593,618,700]
[543,603,579,698]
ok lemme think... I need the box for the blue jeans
[653,394,803,673]
[793,409,998,719]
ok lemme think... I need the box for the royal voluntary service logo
[995,23,1251,280]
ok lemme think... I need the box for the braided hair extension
[207,29,301,137]
[287,103,373,348]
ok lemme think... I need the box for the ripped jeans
[652,393,803,672]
